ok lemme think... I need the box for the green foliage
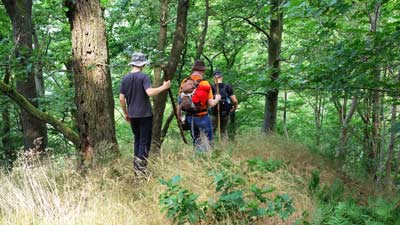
[159,158,295,224]
[311,174,400,224]
[159,175,207,225]
[208,160,295,222]
[247,157,284,173]
[313,198,400,225]
[308,169,321,195]
[318,179,345,203]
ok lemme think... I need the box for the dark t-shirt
[211,83,234,98]
[120,72,153,118]
[211,83,234,116]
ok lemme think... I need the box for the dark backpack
[212,84,232,117]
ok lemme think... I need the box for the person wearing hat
[211,70,238,142]
[119,52,171,174]
[178,60,221,151]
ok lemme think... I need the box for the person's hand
[163,80,171,90]
[124,113,130,122]
[215,94,221,101]
[230,105,237,112]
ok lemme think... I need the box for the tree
[2,0,48,151]
[151,0,170,151]
[65,0,118,164]
[262,0,283,134]
[216,0,283,134]
[151,0,189,151]
[195,0,210,60]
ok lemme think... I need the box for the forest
[0,0,400,224]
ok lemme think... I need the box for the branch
[236,86,267,97]
[343,96,358,126]
[0,81,79,146]
[238,16,270,40]
[221,10,270,40]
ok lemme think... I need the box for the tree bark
[336,96,358,158]
[152,0,189,151]
[1,67,14,165]
[283,90,289,139]
[385,70,400,189]
[313,89,324,146]
[368,3,381,178]
[262,0,283,134]
[151,0,169,151]
[32,29,45,98]
[64,60,78,131]
[195,0,209,60]
[160,111,175,144]
[65,0,118,164]
[2,0,48,151]
[384,103,396,190]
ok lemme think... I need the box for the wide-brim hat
[128,52,151,66]
[192,60,206,71]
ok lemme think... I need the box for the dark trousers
[130,116,152,173]
[211,115,230,142]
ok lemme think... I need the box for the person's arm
[207,83,221,107]
[208,94,221,108]
[145,80,171,97]
[119,94,130,122]
[230,95,238,112]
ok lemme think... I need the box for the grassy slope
[0,134,343,225]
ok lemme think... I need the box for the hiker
[178,60,221,151]
[119,52,171,174]
[211,70,238,142]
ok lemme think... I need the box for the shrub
[159,157,295,224]
[159,175,207,225]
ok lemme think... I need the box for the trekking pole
[214,77,221,141]
[168,88,188,144]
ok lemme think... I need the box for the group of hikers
[119,52,238,174]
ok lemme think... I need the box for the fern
[313,198,400,225]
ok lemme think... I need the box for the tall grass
[0,134,324,225]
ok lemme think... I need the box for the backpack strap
[219,84,227,96]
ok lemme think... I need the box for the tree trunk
[368,3,381,178]
[2,0,48,151]
[195,0,209,60]
[358,94,375,174]
[395,145,400,184]
[151,0,189,151]
[262,0,283,134]
[32,29,45,98]
[160,111,175,144]
[386,70,400,189]
[1,67,14,166]
[384,103,396,190]
[336,96,358,158]
[283,90,289,139]
[313,89,324,146]
[65,0,118,164]
[151,0,169,152]
[65,60,78,131]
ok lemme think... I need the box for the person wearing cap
[211,70,238,142]
[119,52,171,174]
[179,60,221,151]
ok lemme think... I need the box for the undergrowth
[159,156,294,224]
[2,134,394,224]
[307,169,400,225]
